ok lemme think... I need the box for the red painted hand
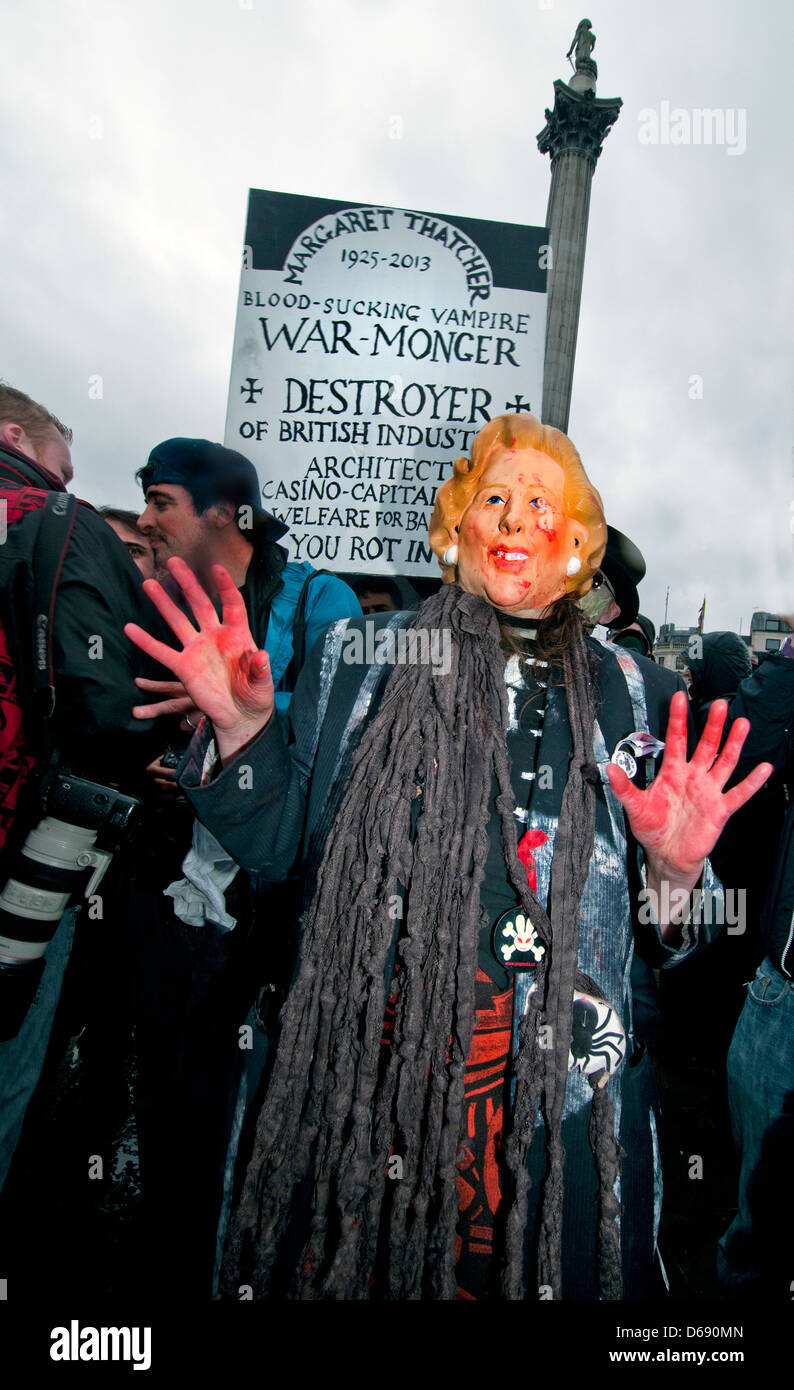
[125,557,274,758]
[605,690,773,881]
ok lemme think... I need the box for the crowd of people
[0,383,790,1302]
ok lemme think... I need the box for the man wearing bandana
[126,413,771,1300]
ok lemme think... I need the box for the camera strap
[31,492,78,723]
[25,492,79,820]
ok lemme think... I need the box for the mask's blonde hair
[428,413,606,595]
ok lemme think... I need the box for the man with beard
[130,437,360,1295]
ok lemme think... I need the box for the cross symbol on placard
[505,396,531,413]
[240,377,264,404]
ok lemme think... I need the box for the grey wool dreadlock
[221,581,623,1300]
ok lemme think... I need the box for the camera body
[46,771,141,839]
[159,746,183,771]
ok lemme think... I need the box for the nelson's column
[537,20,622,431]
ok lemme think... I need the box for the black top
[480,625,547,988]
[0,443,168,795]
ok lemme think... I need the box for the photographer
[0,385,166,1190]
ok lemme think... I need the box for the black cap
[599,526,646,628]
[609,615,656,658]
[635,613,656,652]
[138,438,287,543]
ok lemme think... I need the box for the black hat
[137,438,287,543]
[599,526,646,628]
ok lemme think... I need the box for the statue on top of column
[566,19,598,81]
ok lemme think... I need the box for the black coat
[0,443,165,797]
[719,651,794,976]
[686,630,752,734]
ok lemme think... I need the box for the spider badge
[568,992,627,1077]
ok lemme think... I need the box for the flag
[697,595,706,632]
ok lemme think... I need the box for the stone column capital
[537,79,622,169]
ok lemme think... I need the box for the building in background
[655,622,700,673]
[747,611,789,658]
[654,612,791,672]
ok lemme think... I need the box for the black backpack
[0,485,77,857]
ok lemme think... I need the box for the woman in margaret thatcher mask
[126,412,770,1300]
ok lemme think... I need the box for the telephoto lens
[0,817,110,1040]
[0,773,140,1040]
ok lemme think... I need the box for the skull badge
[492,908,546,969]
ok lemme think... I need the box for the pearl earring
[443,544,459,566]
[566,556,581,576]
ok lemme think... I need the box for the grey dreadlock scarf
[221,582,623,1300]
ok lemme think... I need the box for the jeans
[0,908,75,1192]
[718,956,794,1297]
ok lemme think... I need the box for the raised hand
[125,557,274,760]
[606,690,773,886]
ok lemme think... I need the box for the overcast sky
[3,0,792,634]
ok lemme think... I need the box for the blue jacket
[239,552,360,713]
